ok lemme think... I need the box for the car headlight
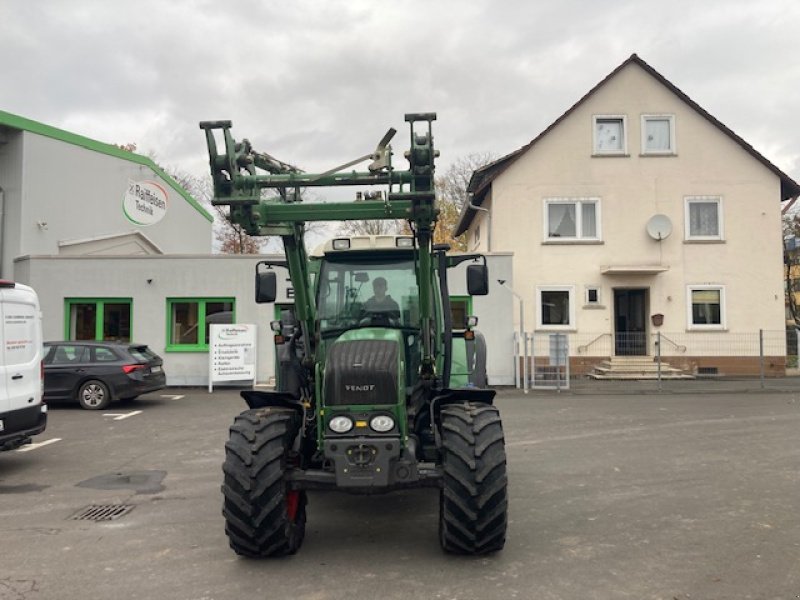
[370,415,395,433]
[329,416,354,433]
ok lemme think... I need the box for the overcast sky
[2,0,800,188]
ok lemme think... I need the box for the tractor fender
[240,390,304,417]
[466,330,489,389]
[428,387,497,449]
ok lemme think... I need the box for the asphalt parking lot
[1,387,799,600]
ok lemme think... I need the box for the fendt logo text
[345,384,376,392]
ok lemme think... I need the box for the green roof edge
[0,109,214,223]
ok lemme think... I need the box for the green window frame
[166,297,235,352]
[64,298,133,342]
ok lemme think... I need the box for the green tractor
[200,113,507,557]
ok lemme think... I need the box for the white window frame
[585,286,601,306]
[684,196,724,241]
[543,197,602,242]
[593,115,628,156]
[536,285,576,330]
[686,285,726,330]
[641,114,676,155]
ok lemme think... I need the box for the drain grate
[69,504,135,521]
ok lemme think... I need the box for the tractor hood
[323,328,405,407]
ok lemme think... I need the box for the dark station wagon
[43,341,166,410]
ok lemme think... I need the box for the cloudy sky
[2,0,800,187]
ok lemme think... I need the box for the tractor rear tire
[222,407,306,557]
[439,402,507,554]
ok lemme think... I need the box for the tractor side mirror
[256,271,277,303]
[466,264,489,296]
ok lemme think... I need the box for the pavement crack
[0,578,39,600]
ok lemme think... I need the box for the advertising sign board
[208,324,257,391]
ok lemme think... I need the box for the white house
[455,54,800,377]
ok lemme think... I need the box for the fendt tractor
[200,113,508,557]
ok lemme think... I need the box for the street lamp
[497,279,528,393]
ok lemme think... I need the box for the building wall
[19,255,280,386]
[18,133,211,258]
[17,252,515,387]
[447,252,514,384]
[483,62,785,347]
[0,132,24,279]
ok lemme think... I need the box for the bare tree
[434,152,496,251]
[165,168,265,254]
[783,210,800,327]
[337,218,405,236]
[334,153,496,249]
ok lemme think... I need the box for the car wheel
[77,380,111,410]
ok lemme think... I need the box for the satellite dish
[646,214,673,241]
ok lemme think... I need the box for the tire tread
[439,402,508,555]
[221,407,306,557]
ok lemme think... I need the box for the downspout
[467,192,491,252]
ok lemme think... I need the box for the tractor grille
[324,339,398,405]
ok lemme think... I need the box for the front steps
[587,356,694,380]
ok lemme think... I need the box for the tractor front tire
[222,407,306,557]
[439,402,508,554]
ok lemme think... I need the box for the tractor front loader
[200,113,508,557]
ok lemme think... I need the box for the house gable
[455,54,800,237]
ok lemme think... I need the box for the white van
[0,280,47,451]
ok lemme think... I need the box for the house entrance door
[614,288,648,356]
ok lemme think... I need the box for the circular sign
[123,179,168,226]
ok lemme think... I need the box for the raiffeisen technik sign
[123,179,168,225]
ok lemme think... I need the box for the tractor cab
[315,235,419,335]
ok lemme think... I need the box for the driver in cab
[363,276,400,321]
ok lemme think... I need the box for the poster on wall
[123,179,169,226]
[208,324,257,392]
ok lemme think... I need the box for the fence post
[523,332,529,394]
[759,329,765,389]
[556,333,561,394]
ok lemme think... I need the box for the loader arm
[199,114,440,379]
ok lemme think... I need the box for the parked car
[43,341,166,410]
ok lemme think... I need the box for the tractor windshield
[317,258,419,333]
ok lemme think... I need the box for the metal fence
[509,329,800,392]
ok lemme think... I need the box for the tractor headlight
[370,415,395,433]
[329,416,354,433]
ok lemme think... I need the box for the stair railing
[654,333,687,354]
[577,332,611,354]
